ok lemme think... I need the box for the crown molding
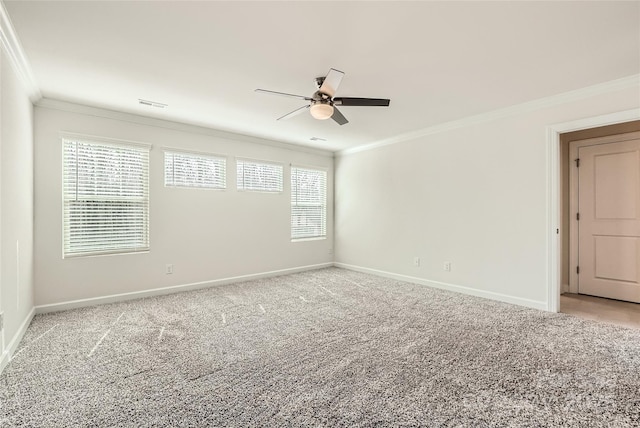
[36,98,334,158]
[0,1,41,102]
[337,74,640,157]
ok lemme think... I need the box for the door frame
[546,109,640,312]
[568,132,640,295]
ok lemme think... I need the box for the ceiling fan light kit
[256,68,390,126]
[309,102,334,120]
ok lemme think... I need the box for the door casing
[546,109,640,312]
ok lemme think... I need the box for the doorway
[559,120,640,320]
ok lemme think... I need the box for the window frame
[236,157,284,193]
[290,165,328,241]
[61,133,151,258]
[164,148,227,190]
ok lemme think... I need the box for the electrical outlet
[443,262,451,272]
[166,264,173,274]
[413,257,420,267]
[328,248,334,255]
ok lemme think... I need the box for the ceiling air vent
[138,99,167,108]
[310,137,327,142]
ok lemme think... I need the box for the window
[291,166,327,240]
[164,150,226,189]
[237,159,283,192]
[63,137,150,257]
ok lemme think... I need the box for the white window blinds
[63,138,150,257]
[237,159,283,192]
[164,151,226,189]
[291,166,327,240]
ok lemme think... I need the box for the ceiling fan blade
[333,97,390,107]
[319,68,345,98]
[255,89,312,101]
[331,106,349,125]
[277,105,310,121]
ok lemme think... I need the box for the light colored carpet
[1,267,639,427]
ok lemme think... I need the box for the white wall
[335,83,640,310]
[34,102,333,307]
[0,48,35,367]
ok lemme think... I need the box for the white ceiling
[4,1,639,152]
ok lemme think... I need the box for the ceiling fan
[255,68,390,125]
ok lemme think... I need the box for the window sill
[291,237,326,243]
[63,249,150,259]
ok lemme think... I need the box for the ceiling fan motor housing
[312,90,331,101]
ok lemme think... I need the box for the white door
[577,136,640,303]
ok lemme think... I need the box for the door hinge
[576,212,580,221]
[577,266,580,274]
[575,158,580,167]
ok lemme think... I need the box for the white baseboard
[334,263,548,311]
[35,263,334,314]
[0,307,35,375]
